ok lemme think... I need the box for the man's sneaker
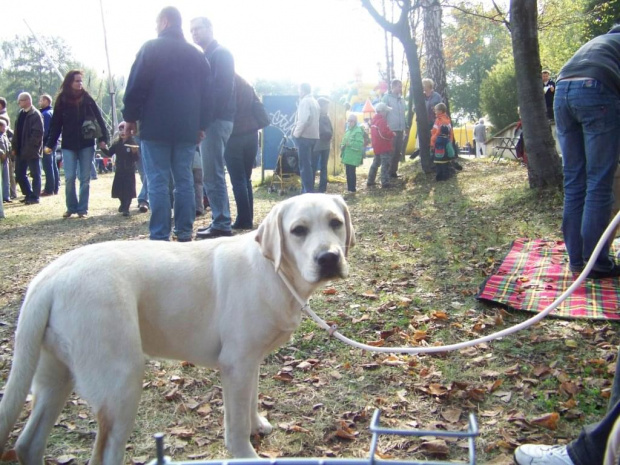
[514,444,574,465]
[138,202,149,213]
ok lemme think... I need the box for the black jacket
[46,93,109,151]
[13,107,43,160]
[123,26,211,143]
[558,25,620,96]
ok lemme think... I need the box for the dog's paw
[252,415,273,436]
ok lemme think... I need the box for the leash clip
[328,324,338,336]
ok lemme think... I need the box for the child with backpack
[430,103,455,182]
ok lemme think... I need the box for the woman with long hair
[44,70,108,218]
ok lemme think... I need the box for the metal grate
[147,409,479,465]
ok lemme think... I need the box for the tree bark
[361,0,434,173]
[510,0,563,189]
[422,0,450,115]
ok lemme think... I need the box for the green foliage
[254,78,299,96]
[538,0,590,75]
[444,2,511,121]
[0,35,123,132]
[480,58,518,131]
[584,0,620,39]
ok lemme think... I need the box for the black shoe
[195,227,233,240]
[138,202,149,213]
[232,222,253,230]
[25,199,40,205]
[19,198,27,203]
[177,236,193,242]
[3,199,11,203]
[587,263,620,279]
[452,161,463,171]
[118,206,123,212]
[122,211,130,217]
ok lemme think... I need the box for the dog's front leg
[220,361,261,458]
[250,368,273,436]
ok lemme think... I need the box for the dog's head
[256,194,355,284]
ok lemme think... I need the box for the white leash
[278,211,620,355]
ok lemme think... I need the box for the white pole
[99,0,119,132]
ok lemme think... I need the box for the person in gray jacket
[382,79,407,178]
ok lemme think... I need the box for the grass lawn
[0,155,617,465]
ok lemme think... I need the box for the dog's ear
[332,195,355,256]
[256,202,285,271]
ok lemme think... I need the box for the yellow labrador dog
[0,194,354,465]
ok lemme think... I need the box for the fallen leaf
[531,412,559,430]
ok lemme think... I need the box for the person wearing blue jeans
[123,7,210,241]
[553,25,620,280]
[135,136,149,213]
[312,97,333,193]
[515,23,620,465]
[39,94,58,196]
[12,93,44,205]
[292,83,320,194]
[44,70,109,218]
[191,16,236,239]
[225,131,257,229]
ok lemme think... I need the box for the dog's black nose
[317,251,340,277]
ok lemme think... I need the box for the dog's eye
[291,225,308,236]
[329,218,343,229]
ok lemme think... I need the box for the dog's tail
[0,282,52,453]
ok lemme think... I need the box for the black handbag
[81,102,103,140]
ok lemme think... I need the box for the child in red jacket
[368,102,395,188]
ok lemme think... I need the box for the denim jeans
[63,147,94,214]
[554,79,620,272]
[200,119,232,231]
[136,157,149,206]
[1,158,9,201]
[293,137,317,193]
[41,152,57,194]
[141,140,196,241]
[568,348,620,465]
[15,157,41,200]
[224,131,258,227]
[312,148,329,193]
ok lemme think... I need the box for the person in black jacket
[44,70,109,218]
[12,93,44,205]
[123,6,210,242]
[106,122,139,217]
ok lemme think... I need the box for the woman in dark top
[44,70,108,218]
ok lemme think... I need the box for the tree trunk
[361,0,433,173]
[510,0,563,189]
[422,0,450,115]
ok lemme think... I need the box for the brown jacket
[12,107,43,160]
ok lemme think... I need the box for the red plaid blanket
[476,238,620,320]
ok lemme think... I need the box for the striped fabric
[476,238,620,320]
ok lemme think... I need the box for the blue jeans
[200,119,232,231]
[312,148,329,193]
[15,157,41,200]
[136,157,148,205]
[294,137,316,193]
[63,147,94,214]
[141,140,196,241]
[554,79,620,272]
[224,131,258,227]
[42,152,58,194]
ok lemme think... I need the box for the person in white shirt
[292,83,320,193]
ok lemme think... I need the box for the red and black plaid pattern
[476,238,620,320]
